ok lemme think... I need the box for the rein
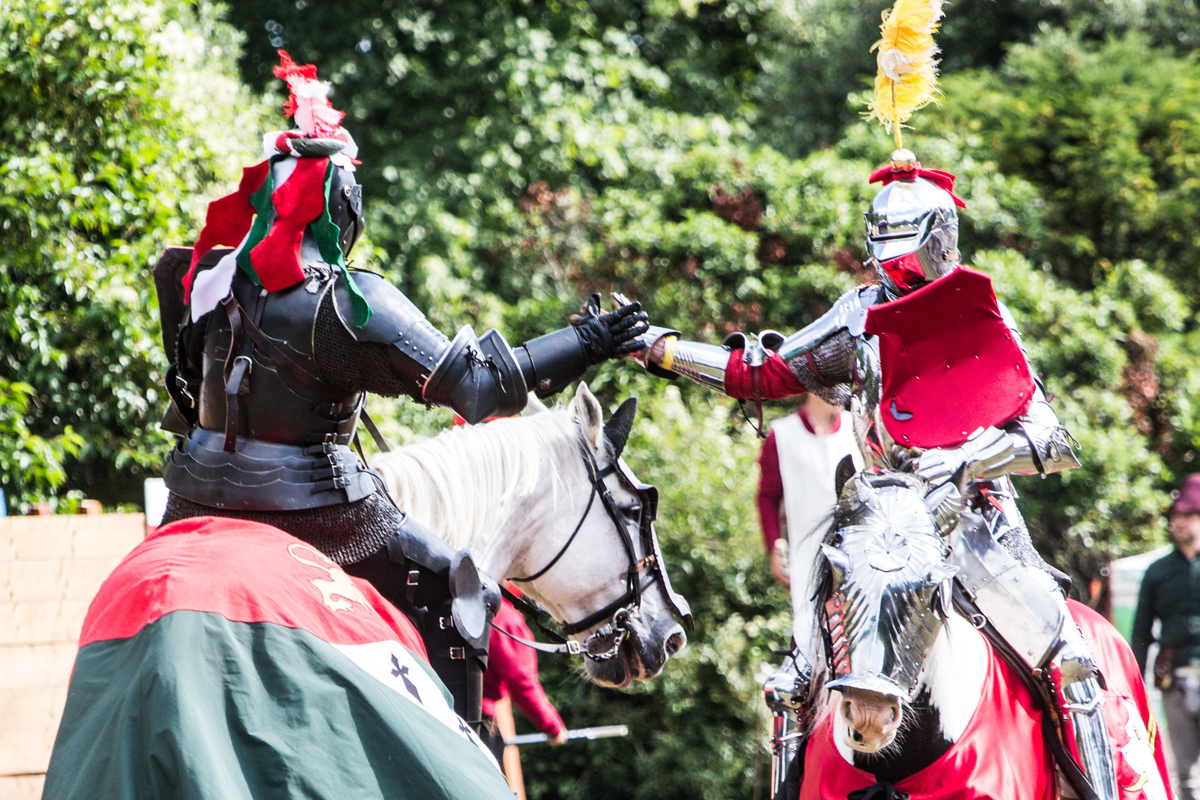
[502,430,664,662]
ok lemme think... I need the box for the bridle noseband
[502,428,671,662]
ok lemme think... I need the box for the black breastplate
[165,268,376,510]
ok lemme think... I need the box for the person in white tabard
[757,392,862,648]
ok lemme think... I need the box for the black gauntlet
[516,294,648,397]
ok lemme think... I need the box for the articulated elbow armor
[331,271,528,423]
[1005,387,1081,476]
[423,326,528,423]
[775,286,878,408]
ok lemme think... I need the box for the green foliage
[934,30,1200,299]
[0,0,269,512]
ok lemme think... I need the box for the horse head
[819,470,958,755]
[515,383,690,688]
[372,383,691,688]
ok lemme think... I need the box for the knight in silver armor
[636,152,1117,799]
[152,57,648,728]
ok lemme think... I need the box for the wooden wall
[0,515,145,800]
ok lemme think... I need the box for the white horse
[796,471,1169,799]
[371,383,689,688]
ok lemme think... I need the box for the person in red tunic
[480,596,568,797]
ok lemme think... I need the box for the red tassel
[183,160,271,301]
[247,157,329,292]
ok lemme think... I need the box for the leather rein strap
[501,430,663,660]
[951,582,1100,800]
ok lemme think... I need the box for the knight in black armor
[153,53,648,726]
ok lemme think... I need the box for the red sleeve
[487,602,566,736]
[724,350,806,400]
[758,431,784,554]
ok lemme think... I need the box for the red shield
[863,267,1035,450]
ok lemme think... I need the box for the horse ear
[572,383,604,451]
[603,397,638,459]
[834,455,856,499]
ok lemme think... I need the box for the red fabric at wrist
[724,350,806,400]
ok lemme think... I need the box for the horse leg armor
[951,511,1119,800]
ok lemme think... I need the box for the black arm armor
[423,326,528,422]
[514,325,594,399]
[331,271,527,423]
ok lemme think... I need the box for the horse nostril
[851,730,864,743]
[842,702,854,722]
[888,706,898,724]
[664,632,686,657]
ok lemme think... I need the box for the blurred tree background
[3,0,1200,796]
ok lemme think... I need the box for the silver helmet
[864,152,961,296]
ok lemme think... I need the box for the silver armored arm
[1003,381,1080,476]
[995,301,1080,476]
[630,326,733,393]
[631,286,878,397]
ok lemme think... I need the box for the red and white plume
[274,51,344,138]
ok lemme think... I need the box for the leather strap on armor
[220,296,246,451]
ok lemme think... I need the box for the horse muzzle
[583,613,686,687]
[834,684,905,754]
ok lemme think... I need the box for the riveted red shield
[863,267,1035,450]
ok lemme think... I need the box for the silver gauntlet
[1006,398,1081,476]
[915,426,1016,487]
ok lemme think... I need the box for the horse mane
[370,410,583,550]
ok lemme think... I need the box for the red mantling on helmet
[868,164,967,209]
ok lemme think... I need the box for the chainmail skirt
[161,490,401,566]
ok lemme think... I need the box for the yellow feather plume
[868,0,944,150]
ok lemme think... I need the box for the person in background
[757,392,862,641]
[481,592,568,799]
[1133,473,1200,799]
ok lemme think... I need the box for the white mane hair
[370,410,584,551]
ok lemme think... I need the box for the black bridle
[499,424,691,662]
